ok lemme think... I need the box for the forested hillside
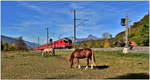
[116,14,149,46]
[77,14,149,48]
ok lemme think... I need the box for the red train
[35,38,72,50]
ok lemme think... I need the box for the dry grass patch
[1,50,149,79]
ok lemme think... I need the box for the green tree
[139,25,149,46]
[102,33,112,39]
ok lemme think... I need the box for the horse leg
[42,51,45,56]
[76,58,81,69]
[51,51,54,56]
[52,51,54,56]
[45,51,47,56]
[90,60,94,69]
[52,49,55,56]
[46,51,49,56]
[49,51,51,56]
[47,51,50,56]
[70,58,74,68]
[85,58,89,70]
[49,51,53,56]
[51,51,53,56]
[74,58,78,68]
[90,58,94,69]
[91,64,94,69]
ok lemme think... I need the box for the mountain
[1,35,38,48]
[76,34,99,42]
[24,41,38,49]
[1,35,16,44]
[67,34,99,42]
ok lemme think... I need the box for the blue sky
[1,1,149,44]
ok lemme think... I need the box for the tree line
[1,37,28,51]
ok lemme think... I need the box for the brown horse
[69,48,96,69]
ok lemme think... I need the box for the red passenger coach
[35,38,72,50]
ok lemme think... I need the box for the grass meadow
[1,50,149,79]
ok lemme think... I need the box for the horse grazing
[42,48,55,56]
[69,48,96,69]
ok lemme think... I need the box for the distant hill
[67,34,99,42]
[1,35,38,48]
[80,34,98,41]
[77,34,99,42]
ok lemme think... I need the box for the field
[1,50,149,79]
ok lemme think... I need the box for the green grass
[1,50,149,79]
[95,51,149,59]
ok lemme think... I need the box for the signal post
[121,15,129,54]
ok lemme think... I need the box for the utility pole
[73,10,76,48]
[128,20,132,37]
[125,15,129,48]
[121,14,129,54]
[73,9,88,49]
[38,36,39,49]
[46,27,49,47]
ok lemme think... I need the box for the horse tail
[91,49,96,66]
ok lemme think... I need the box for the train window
[64,40,68,43]
[68,40,72,43]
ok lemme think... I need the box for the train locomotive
[35,38,72,50]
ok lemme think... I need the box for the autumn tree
[16,37,28,51]
[103,39,111,48]
[3,42,10,51]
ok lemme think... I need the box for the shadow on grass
[108,73,149,79]
[43,55,67,60]
[81,65,109,69]
[42,54,61,57]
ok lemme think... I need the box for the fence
[55,47,149,54]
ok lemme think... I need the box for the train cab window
[64,40,68,43]
[68,40,72,43]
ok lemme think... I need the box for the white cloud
[18,2,47,15]
[69,3,85,10]
[57,23,103,35]
[57,24,73,33]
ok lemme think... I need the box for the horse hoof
[85,66,88,70]
[78,67,81,69]
[78,65,81,69]
[91,67,94,69]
